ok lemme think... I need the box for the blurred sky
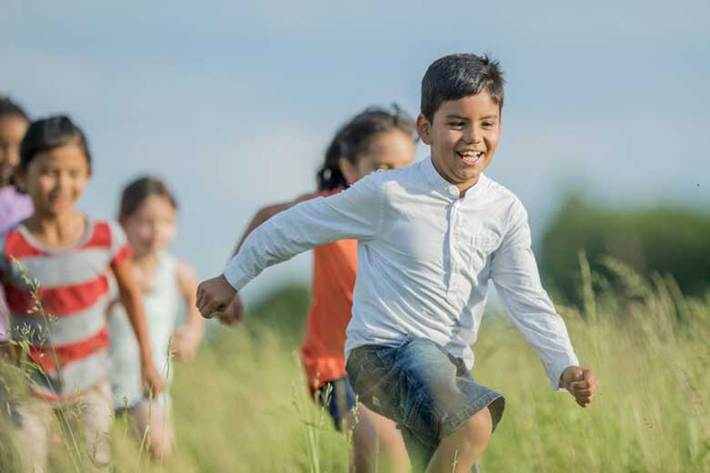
[2,0,709,305]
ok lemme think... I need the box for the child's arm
[197,175,384,318]
[172,261,205,360]
[112,260,165,395]
[491,200,597,407]
[217,193,318,325]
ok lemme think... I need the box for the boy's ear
[416,114,433,145]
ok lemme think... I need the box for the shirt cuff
[222,258,252,291]
[548,352,580,391]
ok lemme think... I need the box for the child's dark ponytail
[316,105,415,191]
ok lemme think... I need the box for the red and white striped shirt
[0,219,131,400]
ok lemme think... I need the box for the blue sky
[2,1,709,304]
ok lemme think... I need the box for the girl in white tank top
[108,177,204,461]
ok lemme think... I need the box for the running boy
[197,53,598,472]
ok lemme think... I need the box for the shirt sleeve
[224,173,385,291]
[107,221,132,269]
[490,199,579,390]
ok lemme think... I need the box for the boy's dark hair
[119,176,178,222]
[0,96,29,121]
[421,53,505,122]
[317,105,416,191]
[20,115,91,170]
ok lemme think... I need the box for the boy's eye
[448,121,465,128]
[482,121,495,128]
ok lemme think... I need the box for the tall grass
[1,263,708,472]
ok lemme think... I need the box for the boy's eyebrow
[444,113,500,120]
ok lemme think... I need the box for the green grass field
[1,265,709,472]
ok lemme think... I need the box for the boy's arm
[232,193,319,256]
[197,175,384,318]
[217,193,318,325]
[172,260,205,360]
[112,260,165,395]
[491,200,597,406]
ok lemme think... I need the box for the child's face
[122,195,176,257]
[338,129,416,185]
[19,143,91,216]
[417,90,500,194]
[0,114,29,185]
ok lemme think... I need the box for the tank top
[108,252,181,408]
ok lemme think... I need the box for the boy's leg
[425,407,491,473]
[348,338,504,473]
[317,377,409,473]
[395,339,503,472]
[77,381,113,470]
[348,403,409,473]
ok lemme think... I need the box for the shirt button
[448,186,459,198]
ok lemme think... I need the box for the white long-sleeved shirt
[224,157,579,389]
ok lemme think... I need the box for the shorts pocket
[402,394,440,447]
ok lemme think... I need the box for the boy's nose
[462,126,482,145]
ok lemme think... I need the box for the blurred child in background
[220,106,416,473]
[109,176,204,461]
[0,97,32,342]
[0,115,163,471]
[0,97,32,234]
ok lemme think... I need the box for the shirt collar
[421,156,489,200]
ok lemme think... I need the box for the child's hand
[172,326,201,361]
[216,296,244,326]
[142,362,165,398]
[560,366,598,407]
[196,275,236,318]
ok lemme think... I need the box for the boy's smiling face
[417,90,501,195]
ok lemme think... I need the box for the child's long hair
[19,115,91,170]
[316,105,416,191]
[119,176,178,223]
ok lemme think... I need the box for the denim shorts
[346,337,505,470]
[314,376,357,430]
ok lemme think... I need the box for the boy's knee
[456,407,493,449]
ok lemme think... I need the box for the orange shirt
[300,235,357,390]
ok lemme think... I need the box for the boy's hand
[196,275,237,319]
[216,296,244,326]
[560,366,598,407]
[141,362,165,398]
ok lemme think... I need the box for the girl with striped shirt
[0,115,162,471]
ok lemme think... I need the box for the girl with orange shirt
[220,107,416,472]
